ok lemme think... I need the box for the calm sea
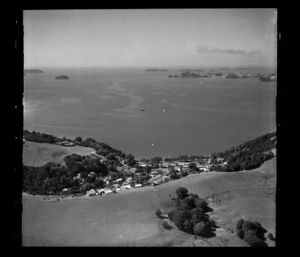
[24,67,276,159]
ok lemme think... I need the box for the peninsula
[24,69,44,75]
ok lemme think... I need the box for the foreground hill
[22,157,276,246]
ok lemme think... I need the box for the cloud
[196,45,262,57]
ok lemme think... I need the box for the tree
[236,218,245,231]
[106,153,116,161]
[188,163,199,171]
[178,196,196,211]
[175,187,189,200]
[155,209,162,218]
[126,154,136,167]
[75,136,82,143]
[169,171,179,180]
[244,230,264,247]
[195,198,209,211]
[161,220,172,230]
[194,222,210,237]
[172,210,191,232]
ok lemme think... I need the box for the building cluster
[63,157,217,197]
[168,71,277,81]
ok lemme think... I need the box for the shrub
[236,218,245,231]
[194,222,210,237]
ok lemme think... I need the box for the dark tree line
[166,188,216,237]
[23,130,63,144]
[210,132,276,172]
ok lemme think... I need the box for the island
[55,75,69,80]
[24,69,44,76]
[144,69,168,72]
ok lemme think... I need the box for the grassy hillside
[22,157,276,246]
[23,140,96,167]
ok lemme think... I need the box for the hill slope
[22,157,276,246]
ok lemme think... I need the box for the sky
[24,9,277,68]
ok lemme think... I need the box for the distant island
[55,75,69,80]
[24,69,44,75]
[144,69,168,72]
[179,69,205,72]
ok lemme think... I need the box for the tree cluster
[210,132,276,172]
[23,130,62,144]
[167,188,215,237]
[23,162,77,195]
[23,154,110,195]
[236,218,268,247]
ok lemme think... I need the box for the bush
[194,222,210,237]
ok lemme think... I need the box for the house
[113,178,123,183]
[162,176,170,182]
[151,170,160,175]
[104,189,113,195]
[87,189,96,196]
[152,180,161,186]
[97,189,106,195]
[138,162,148,167]
[174,166,182,172]
[125,177,132,182]
[60,141,75,147]
[135,184,142,188]
[88,171,95,177]
[112,184,120,189]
